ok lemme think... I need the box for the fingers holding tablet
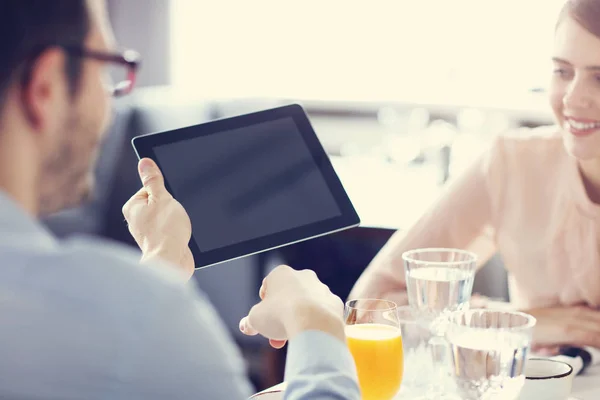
[122,158,195,279]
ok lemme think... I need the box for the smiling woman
[550,0,600,160]
[350,0,600,354]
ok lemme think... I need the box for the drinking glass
[402,248,477,325]
[344,299,403,400]
[395,305,433,397]
[446,309,536,400]
[402,248,478,397]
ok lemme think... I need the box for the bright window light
[171,0,566,102]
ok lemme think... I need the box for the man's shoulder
[0,235,252,399]
[61,235,188,289]
[0,234,199,315]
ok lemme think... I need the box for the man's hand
[122,158,195,280]
[239,265,346,348]
[526,305,600,349]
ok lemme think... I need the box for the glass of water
[402,248,478,397]
[446,309,536,400]
[402,248,477,324]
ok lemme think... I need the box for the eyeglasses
[64,46,141,97]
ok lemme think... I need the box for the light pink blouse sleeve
[349,137,507,305]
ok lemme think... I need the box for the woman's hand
[525,305,600,349]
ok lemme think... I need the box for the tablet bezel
[131,104,360,268]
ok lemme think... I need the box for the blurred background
[44,0,567,391]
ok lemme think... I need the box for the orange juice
[346,323,404,400]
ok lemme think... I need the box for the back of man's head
[0,0,89,106]
[0,0,118,216]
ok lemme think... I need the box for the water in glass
[446,309,536,400]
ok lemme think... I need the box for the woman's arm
[349,141,505,303]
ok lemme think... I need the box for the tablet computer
[132,104,360,268]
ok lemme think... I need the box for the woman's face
[550,15,600,160]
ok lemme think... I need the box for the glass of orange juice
[344,299,403,400]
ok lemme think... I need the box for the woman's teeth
[566,120,600,131]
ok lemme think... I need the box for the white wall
[108,0,172,87]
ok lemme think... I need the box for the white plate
[249,390,284,399]
[250,388,581,400]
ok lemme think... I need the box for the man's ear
[20,48,69,133]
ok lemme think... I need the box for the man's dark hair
[0,0,90,106]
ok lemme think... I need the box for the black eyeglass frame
[63,46,141,97]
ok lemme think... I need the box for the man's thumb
[138,158,165,197]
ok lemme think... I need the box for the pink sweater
[351,126,600,309]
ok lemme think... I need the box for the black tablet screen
[153,117,342,252]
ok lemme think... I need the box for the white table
[571,364,600,399]
[257,370,600,399]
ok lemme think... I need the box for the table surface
[259,367,600,398]
[572,364,600,399]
